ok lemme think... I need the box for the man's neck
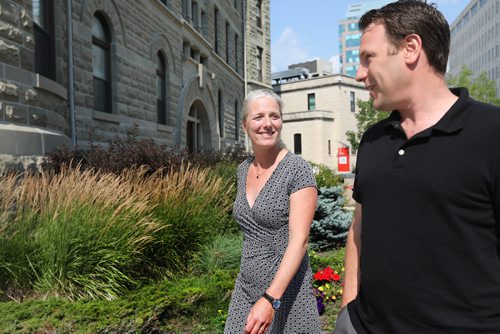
[398,77,458,139]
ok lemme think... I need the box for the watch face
[272,300,281,310]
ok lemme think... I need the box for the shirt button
[398,149,405,156]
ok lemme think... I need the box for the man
[334,1,500,333]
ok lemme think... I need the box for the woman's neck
[253,146,284,169]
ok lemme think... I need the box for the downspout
[67,0,76,147]
[243,0,250,151]
[243,0,248,96]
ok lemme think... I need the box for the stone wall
[0,0,271,155]
[0,154,46,175]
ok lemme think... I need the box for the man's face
[355,23,407,111]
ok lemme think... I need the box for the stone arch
[186,99,210,152]
[79,0,127,47]
[176,75,218,149]
[149,33,176,74]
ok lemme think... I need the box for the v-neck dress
[224,152,321,333]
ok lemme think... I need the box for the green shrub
[0,273,237,333]
[310,186,353,250]
[311,163,344,188]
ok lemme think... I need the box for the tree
[346,99,389,152]
[448,65,500,106]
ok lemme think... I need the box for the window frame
[92,13,112,114]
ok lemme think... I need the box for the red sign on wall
[337,147,350,172]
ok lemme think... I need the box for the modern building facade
[0,0,270,160]
[338,0,392,77]
[273,70,369,173]
[449,0,500,96]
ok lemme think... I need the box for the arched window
[218,90,224,137]
[234,100,239,141]
[92,13,111,113]
[156,52,167,125]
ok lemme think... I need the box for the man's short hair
[359,0,450,74]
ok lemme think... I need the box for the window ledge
[35,74,67,100]
[157,123,170,133]
[92,110,120,123]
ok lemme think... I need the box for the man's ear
[403,33,422,65]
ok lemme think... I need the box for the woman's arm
[244,186,318,334]
[340,202,362,307]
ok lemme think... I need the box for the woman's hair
[359,0,450,75]
[242,89,284,122]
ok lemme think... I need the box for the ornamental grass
[0,164,235,302]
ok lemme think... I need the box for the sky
[270,0,471,73]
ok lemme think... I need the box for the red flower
[313,267,341,282]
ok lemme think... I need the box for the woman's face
[243,96,283,149]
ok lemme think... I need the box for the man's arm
[341,202,362,308]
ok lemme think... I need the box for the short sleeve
[289,155,317,194]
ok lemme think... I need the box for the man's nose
[355,65,367,82]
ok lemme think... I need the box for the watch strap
[262,292,275,305]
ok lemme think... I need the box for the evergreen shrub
[310,186,353,250]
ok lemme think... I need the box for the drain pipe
[67,0,76,147]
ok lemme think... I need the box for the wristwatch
[262,292,281,310]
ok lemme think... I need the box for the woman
[224,89,321,333]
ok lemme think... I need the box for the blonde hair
[242,89,284,122]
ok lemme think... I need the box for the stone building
[273,70,369,173]
[245,0,271,93]
[0,0,271,164]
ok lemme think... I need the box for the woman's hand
[244,297,274,334]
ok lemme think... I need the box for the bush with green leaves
[0,272,238,333]
[309,186,353,250]
[311,163,344,188]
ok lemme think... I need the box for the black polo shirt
[348,88,500,333]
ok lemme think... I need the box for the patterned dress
[224,152,321,334]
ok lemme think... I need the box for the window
[257,47,263,81]
[235,34,239,72]
[234,100,239,141]
[201,10,207,38]
[182,0,189,19]
[256,0,262,28]
[308,93,315,110]
[92,13,111,113]
[192,1,199,30]
[350,91,355,112]
[225,21,230,63]
[328,140,331,155]
[157,52,167,125]
[33,0,55,80]
[218,90,224,137]
[294,134,302,155]
[214,7,219,53]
